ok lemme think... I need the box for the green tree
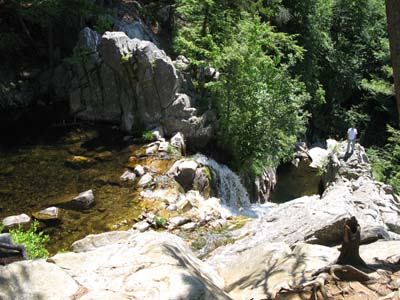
[174,0,243,66]
[281,0,333,109]
[211,16,309,173]
[385,0,400,124]
[1,0,109,64]
[368,125,400,192]
[281,0,392,143]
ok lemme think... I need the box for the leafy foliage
[142,131,155,142]
[368,125,400,192]
[174,2,309,173]
[212,17,309,172]
[280,0,393,144]
[9,221,50,259]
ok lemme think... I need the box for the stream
[0,123,143,253]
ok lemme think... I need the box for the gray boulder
[174,160,199,191]
[70,189,95,209]
[2,214,30,228]
[32,207,60,222]
[120,170,136,182]
[168,159,211,193]
[0,233,27,265]
[0,260,79,300]
[242,166,277,203]
[52,231,232,300]
[170,132,186,155]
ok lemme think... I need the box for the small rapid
[193,154,274,218]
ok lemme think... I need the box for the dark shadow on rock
[0,262,45,300]
[343,151,352,161]
[163,244,233,299]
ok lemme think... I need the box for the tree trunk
[336,216,367,267]
[386,0,400,124]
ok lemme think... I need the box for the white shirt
[347,127,358,140]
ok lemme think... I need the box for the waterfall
[193,154,251,209]
[193,153,275,218]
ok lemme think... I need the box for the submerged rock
[32,207,60,222]
[70,190,95,209]
[65,155,96,168]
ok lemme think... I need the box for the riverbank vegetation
[1,221,49,259]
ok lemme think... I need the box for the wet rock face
[167,159,211,197]
[69,28,215,147]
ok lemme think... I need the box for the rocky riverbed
[0,125,144,253]
[2,135,400,300]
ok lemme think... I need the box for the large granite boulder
[0,260,80,300]
[51,231,232,300]
[69,28,215,146]
[242,165,277,203]
[0,231,231,300]
[207,242,338,299]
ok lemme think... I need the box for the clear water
[0,124,143,253]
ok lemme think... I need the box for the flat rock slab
[207,242,338,300]
[52,231,232,300]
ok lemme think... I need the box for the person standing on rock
[346,125,358,153]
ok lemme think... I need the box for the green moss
[121,53,133,63]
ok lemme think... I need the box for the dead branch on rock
[277,273,331,300]
[276,217,378,300]
[312,264,372,282]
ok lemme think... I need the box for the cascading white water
[193,154,251,209]
[193,153,275,218]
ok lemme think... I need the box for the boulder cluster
[3,140,400,300]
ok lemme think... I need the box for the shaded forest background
[1,0,400,190]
